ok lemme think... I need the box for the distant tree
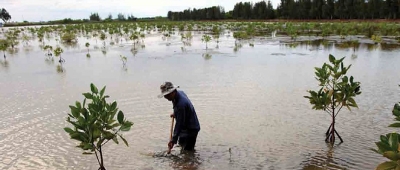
[107,14,113,20]
[127,14,137,21]
[0,8,11,23]
[89,13,101,21]
[117,13,126,21]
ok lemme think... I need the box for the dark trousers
[178,131,199,151]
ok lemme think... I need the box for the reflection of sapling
[64,83,133,170]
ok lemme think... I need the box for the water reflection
[380,43,400,51]
[56,64,65,73]
[170,151,202,170]
[0,59,9,68]
[302,144,347,170]
[7,48,19,56]
[61,42,79,49]
[292,39,400,52]
[202,53,212,60]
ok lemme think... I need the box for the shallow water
[1,31,400,170]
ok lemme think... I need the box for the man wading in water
[158,82,201,152]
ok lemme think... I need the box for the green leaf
[82,143,93,150]
[117,111,124,124]
[371,148,381,154]
[389,123,400,128]
[112,136,119,144]
[92,128,101,139]
[90,83,98,94]
[69,106,80,118]
[110,101,117,111]
[100,86,106,97]
[383,151,400,161]
[390,133,399,151]
[329,54,335,63]
[121,121,133,131]
[348,98,358,108]
[376,161,397,170]
[82,152,93,155]
[64,127,74,134]
[377,142,393,153]
[393,106,400,117]
[82,93,93,99]
[382,135,390,143]
[103,131,115,140]
[119,134,129,147]
[76,101,82,109]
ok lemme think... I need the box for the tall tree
[89,13,101,21]
[0,8,11,23]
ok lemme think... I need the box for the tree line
[167,0,400,21]
[89,13,137,22]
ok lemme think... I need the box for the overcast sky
[1,0,280,22]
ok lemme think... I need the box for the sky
[1,0,280,22]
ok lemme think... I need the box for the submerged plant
[43,45,53,59]
[304,54,361,144]
[0,39,10,59]
[85,42,90,53]
[201,35,211,50]
[120,55,127,67]
[54,47,64,63]
[64,83,133,170]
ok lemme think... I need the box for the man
[158,82,200,152]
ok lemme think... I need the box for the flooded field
[1,23,400,170]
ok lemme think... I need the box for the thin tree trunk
[99,146,106,170]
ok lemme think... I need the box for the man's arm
[171,107,186,144]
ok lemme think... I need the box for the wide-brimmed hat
[158,82,179,98]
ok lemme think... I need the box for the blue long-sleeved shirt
[171,90,200,144]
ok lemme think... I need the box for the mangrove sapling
[64,83,133,170]
[43,45,53,58]
[120,55,127,67]
[22,34,30,46]
[304,54,361,144]
[372,88,400,170]
[130,33,139,50]
[54,47,65,63]
[0,39,10,59]
[100,33,107,48]
[85,42,90,53]
[201,35,211,50]
[213,33,220,49]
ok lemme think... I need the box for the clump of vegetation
[61,32,77,43]
[64,83,133,170]
[85,42,90,58]
[233,31,250,40]
[43,45,53,59]
[54,47,64,63]
[120,55,127,67]
[371,35,382,44]
[304,54,361,144]
[0,39,10,59]
[201,35,212,50]
[372,86,400,170]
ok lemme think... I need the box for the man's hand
[170,113,174,118]
[168,141,175,150]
